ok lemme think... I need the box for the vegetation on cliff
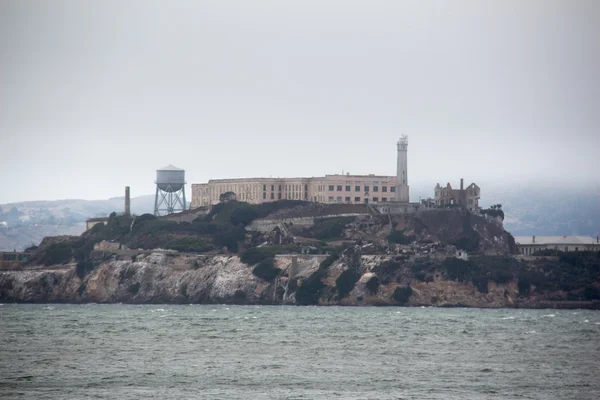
[7,201,599,308]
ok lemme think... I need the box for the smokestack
[460,178,464,191]
[533,235,536,244]
[125,186,131,217]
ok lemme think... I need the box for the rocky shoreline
[1,252,598,309]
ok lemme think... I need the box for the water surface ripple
[1,305,599,399]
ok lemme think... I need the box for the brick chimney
[532,235,536,244]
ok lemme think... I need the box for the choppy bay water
[1,305,599,400]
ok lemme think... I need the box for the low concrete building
[93,240,121,251]
[434,179,480,212]
[515,236,600,255]
[0,251,31,269]
[86,217,109,231]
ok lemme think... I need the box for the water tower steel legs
[154,184,186,216]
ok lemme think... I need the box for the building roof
[159,164,183,171]
[514,236,599,245]
[196,174,396,185]
[86,217,110,222]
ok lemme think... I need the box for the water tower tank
[156,164,185,193]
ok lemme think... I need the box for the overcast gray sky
[1,0,598,204]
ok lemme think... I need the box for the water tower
[154,164,186,216]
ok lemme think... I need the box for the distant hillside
[0,195,155,251]
[481,183,600,237]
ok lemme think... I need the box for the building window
[355,186,360,192]
[329,185,334,191]
[354,197,360,202]
[373,186,378,192]
[373,197,378,202]
[278,193,282,199]
[278,185,282,191]
[328,196,334,201]
[263,192,266,199]
[337,185,342,191]
[364,198,369,204]
[336,196,342,202]
[382,197,387,202]
[305,185,308,191]
[390,187,396,192]
[565,246,568,252]
[345,185,351,191]
[364,186,369,193]
[575,247,578,251]
[271,185,274,191]
[345,196,351,202]
[263,185,266,191]
[382,186,387,192]
[270,193,274,199]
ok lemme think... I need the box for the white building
[514,236,600,255]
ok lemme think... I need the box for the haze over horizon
[1,0,598,204]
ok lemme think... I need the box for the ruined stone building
[434,179,480,211]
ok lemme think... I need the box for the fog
[1,0,598,203]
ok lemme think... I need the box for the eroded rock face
[0,253,264,304]
[0,252,591,308]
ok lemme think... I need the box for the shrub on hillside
[166,237,212,253]
[320,252,339,269]
[388,230,412,244]
[43,243,73,266]
[392,286,413,303]
[491,270,514,284]
[89,222,105,234]
[252,257,280,282]
[230,207,261,226]
[77,281,87,296]
[241,247,277,265]
[295,253,338,305]
[441,257,475,281]
[307,217,355,241]
[75,260,95,280]
[212,225,245,252]
[128,282,140,294]
[366,276,380,294]
[471,276,489,293]
[517,279,530,296]
[295,274,325,305]
[335,268,361,299]
[452,220,480,252]
[583,286,600,300]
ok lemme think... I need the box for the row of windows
[326,196,389,203]
[263,192,308,200]
[323,185,394,193]
[521,246,577,255]
[263,184,308,192]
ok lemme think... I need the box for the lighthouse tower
[395,135,410,202]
